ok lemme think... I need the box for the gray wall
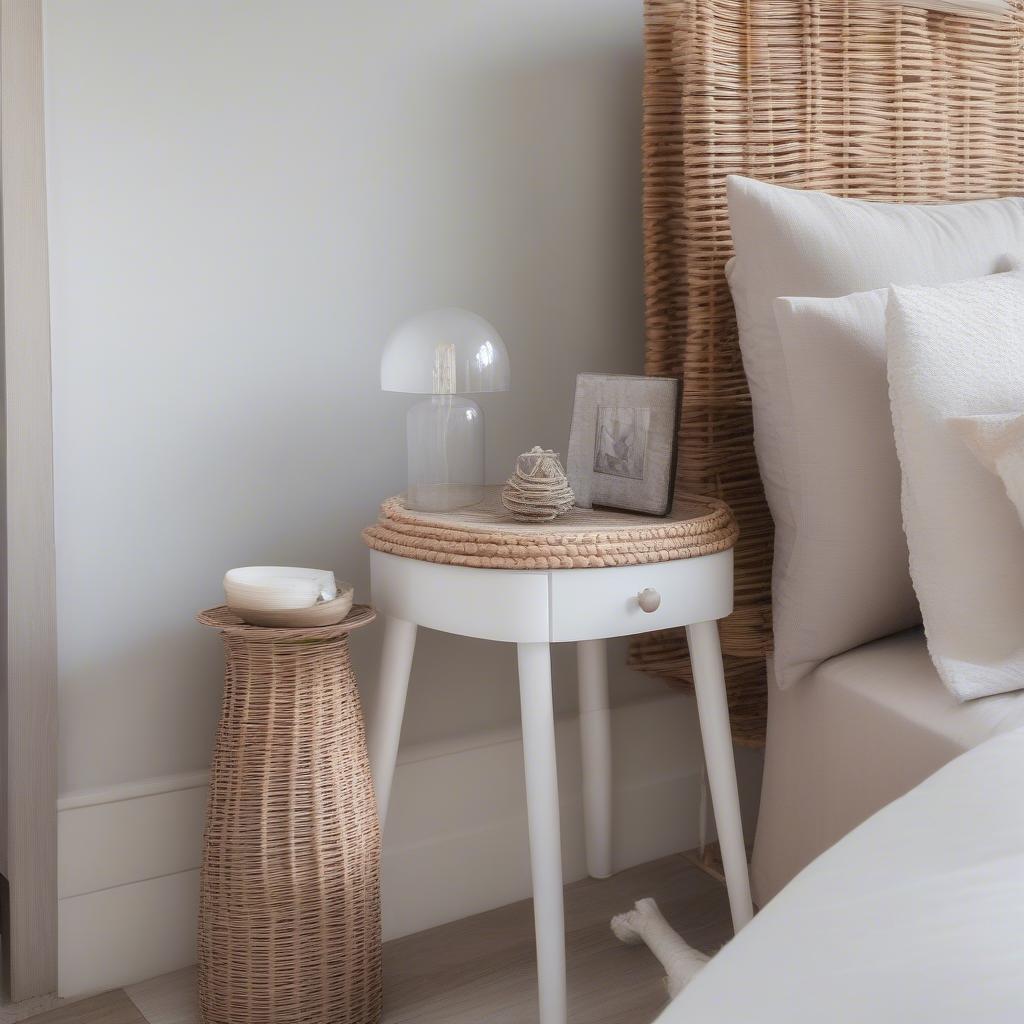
[44,0,663,797]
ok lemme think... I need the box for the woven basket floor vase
[196,605,382,1024]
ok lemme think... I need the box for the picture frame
[566,373,680,516]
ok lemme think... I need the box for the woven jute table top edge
[363,489,739,570]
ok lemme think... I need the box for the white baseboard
[58,870,200,1000]
[57,691,747,998]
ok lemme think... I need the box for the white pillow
[726,174,1024,687]
[954,413,1024,525]
[887,271,1024,701]
[771,289,919,685]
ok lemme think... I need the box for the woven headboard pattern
[629,0,1024,745]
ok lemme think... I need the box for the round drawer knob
[637,588,661,613]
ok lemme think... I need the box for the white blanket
[656,729,1024,1023]
[900,1,1010,17]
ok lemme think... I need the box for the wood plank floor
[16,854,731,1024]
[15,991,144,1024]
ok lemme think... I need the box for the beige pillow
[771,288,920,686]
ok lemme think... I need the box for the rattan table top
[362,487,738,570]
[197,603,376,640]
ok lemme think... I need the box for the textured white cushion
[726,174,1024,687]
[887,271,1024,700]
[954,413,1024,526]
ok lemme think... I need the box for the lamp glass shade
[381,307,510,395]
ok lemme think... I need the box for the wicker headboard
[629,0,1024,745]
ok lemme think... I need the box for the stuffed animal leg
[611,897,709,999]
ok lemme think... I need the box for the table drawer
[548,549,733,642]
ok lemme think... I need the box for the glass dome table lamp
[381,308,510,512]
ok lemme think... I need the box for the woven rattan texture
[633,0,1024,744]
[196,605,382,1024]
[362,487,738,569]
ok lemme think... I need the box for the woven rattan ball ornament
[501,446,575,522]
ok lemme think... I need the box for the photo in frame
[566,373,680,515]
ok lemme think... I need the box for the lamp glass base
[406,395,485,512]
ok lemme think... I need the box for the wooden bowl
[230,583,355,628]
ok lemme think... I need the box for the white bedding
[658,728,1024,1022]
[906,1,1011,16]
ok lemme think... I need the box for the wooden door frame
[0,0,59,1001]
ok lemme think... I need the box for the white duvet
[657,729,1024,1023]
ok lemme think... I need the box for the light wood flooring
[14,854,732,1024]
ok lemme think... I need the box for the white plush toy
[611,897,710,999]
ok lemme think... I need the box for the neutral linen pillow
[771,289,919,684]
[954,414,1024,526]
[887,271,1024,701]
[726,174,1024,687]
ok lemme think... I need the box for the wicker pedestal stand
[196,604,381,1024]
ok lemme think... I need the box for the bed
[656,726,1024,1022]
[755,630,1024,898]
[630,0,1024,906]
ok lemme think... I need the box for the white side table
[365,497,753,1024]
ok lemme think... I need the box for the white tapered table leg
[577,638,613,879]
[517,642,567,1024]
[685,619,754,932]
[367,616,417,828]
